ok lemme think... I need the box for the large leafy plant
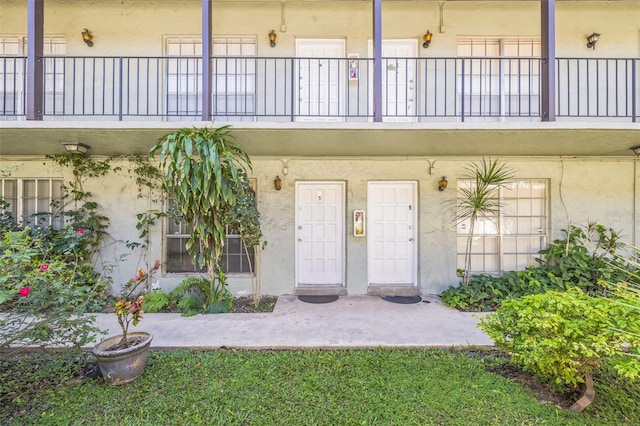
[150,125,263,298]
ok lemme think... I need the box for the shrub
[441,223,627,311]
[0,228,108,351]
[478,287,640,391]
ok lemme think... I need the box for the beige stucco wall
[1,1,638,57]
[3,156,636,296]
[1,0,638,295]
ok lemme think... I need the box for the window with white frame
[0,36,65,116]
[164,180,257,274]
[0,179,64,228]
[164,36,256,119]
[457,37,541,117]
[456,179,548,274]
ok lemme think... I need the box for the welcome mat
[380,295,422,304]
[298,295,340,304]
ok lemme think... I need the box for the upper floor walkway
[2,55,638,123]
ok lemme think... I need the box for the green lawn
[2,349,638,425]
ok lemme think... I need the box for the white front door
[295,39,346,122]
[368,39,418,121]
[295,182,345,286]
[367,181,418,286]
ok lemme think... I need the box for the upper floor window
[0,36,66,116]
[164,36,257,118]
[0,178,64,228]
[457,37,541,117]
[456,179,548,274]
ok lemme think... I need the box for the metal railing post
[290,58,295,122]
[118,57,123,121]
[633,58,637,123]
[461,58,465,122]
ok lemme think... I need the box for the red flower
[19,287,30,297]
[40,264,49,272]
[76,228,85,234]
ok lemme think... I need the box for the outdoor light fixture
[631,145,640,156]
[268,30,277,48]
[61,142,90,154]
[274,175,282,190]
[586,32,600,50]
[438,176,448,192]
[422,30,433,49]
[81,29,94,47]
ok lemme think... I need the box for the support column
[372,0,382,122]
[541,0,556,121]
[26,0,44,120]
[202,0,213,121]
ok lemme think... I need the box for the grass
[2,348,639,425]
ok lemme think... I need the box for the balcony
[1,56,638,122]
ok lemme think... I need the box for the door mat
[298,295,340,304]
[381,295,422,304]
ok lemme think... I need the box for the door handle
[409,238,414,242]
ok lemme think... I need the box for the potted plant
[92,260,160,385]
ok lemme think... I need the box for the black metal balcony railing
[0,56,638,122]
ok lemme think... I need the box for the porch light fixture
[631,145,640,156]
[61,142,90,154]
[81,28,94,47]
[438,176,448,192]
[274,175,282,190]
[268,30,277,48]
[586,32,600,50]
[422,30,433,49]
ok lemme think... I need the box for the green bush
[441,223,627,311]
[0,228,108,351]
[479,287,640,390]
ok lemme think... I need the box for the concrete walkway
[88,295,493,350]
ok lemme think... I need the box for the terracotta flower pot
[92,332,153,385]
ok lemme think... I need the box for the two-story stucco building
[0,0,638,297]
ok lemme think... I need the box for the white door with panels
[295,39,346,122]
[367,181,418,286]
[368,39,418,121]
[295,182,345,287]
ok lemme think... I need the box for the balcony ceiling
[0,121,639,159]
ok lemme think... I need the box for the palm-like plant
[150,125,262,291]
[456,158,514,286]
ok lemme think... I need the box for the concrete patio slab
[87,295,493,350]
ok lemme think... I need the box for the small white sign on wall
[353,209,365,236]
[348,53,359,81]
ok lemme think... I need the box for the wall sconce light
[61,142,90,154]
[438,176,448,192]
[268,30,277,48]
[631,145,640,156]
[81,29,94,47]
[274,175,282,191]
[422,30,433,49]
[586,32,600,50]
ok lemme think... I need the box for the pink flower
[40,264,49,272]
[76,228,85,234]
[19,287,30,297]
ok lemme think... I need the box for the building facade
[0,0,639,296]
